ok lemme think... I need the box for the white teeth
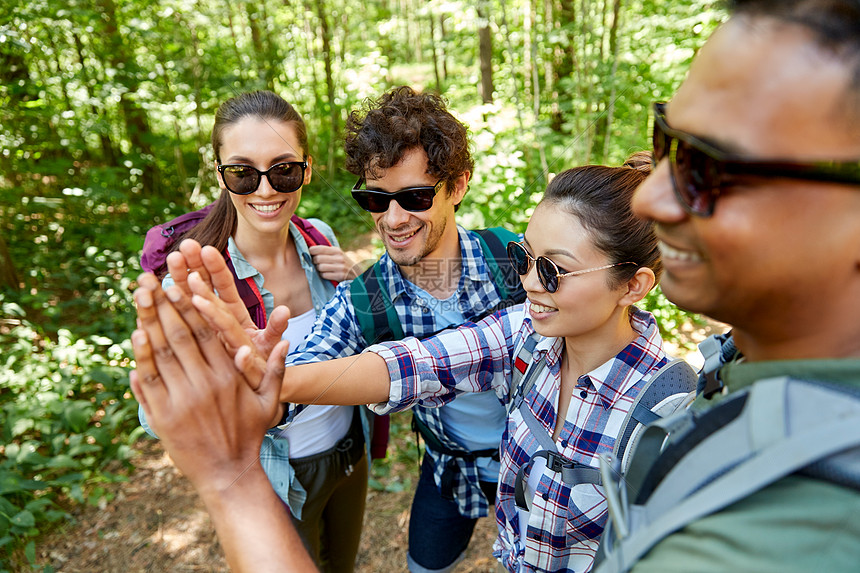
[659,241,703,263]
[251,203,283,213]
[389,228,419,242]
[531,302,557,313]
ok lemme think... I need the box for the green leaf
[0,472,42,495]
[62,400,93,433]
[25,539,36,563]
[11,510,36,528]
[46,455,81,470]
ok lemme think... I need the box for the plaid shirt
[285,225,516,519]
[368,304,668,572]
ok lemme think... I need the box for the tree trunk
[225,6,247,83]
[97,0,159,193]
[314,0,338,175]
[71,32,117,166]
[601,0,623,162]
[439,16,448,80]
[551,0,576,133]
[0,234,19,291]
[429,12,442,92]
[530,1,549,176]
[477,5,494,104]
[499,1,525,132]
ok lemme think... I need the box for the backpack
[140,203,337,329]
[348,227,526,463]
[507,331,697,511]
[593,335,860,573]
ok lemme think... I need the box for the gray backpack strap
[595,377,860,573]
[507,332,541,412]
[698,333,738,398]
[510,352,603,510]
[612,358,697,475]
[514,395,603,509]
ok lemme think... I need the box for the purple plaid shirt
[368,303,667,572]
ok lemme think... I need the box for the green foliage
[0,0,717,564]
[0,301,140,564]
[642,286,707,354]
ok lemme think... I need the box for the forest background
[0,0,724,569]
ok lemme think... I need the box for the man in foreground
[131,0,860,570]
[595,0,860,570]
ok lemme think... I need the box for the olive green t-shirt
[632,358,860,573]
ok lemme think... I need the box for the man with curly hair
[283,86,519,573]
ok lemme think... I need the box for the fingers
[190,291,254,354]
[255,305,290,358]
[200,246,240,302]
[162,284,233,371]
[178,239,212,288]
[308,245,358,282]
[197,246,257,330]
[137,273,232,394]
[165,251,192,295]
[134,278,188,392]
[129,328,164,415]
[234,345,265,391]
[259,339,290,406]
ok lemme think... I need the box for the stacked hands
[129,240,288,493]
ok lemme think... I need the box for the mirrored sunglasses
[217,161,308,195]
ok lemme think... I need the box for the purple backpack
[141,203,337,329]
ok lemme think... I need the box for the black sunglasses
[506,241,636,293]
[217,161,308,195]
[351,178,443,213]
[652,102,860,217]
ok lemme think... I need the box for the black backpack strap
[411,414,499,461]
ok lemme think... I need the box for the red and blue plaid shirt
[285,226,517,519]
[368,303,667,572]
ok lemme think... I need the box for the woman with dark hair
[271,157,675,572]
[139,90,367,572]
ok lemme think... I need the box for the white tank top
[280,307,353,458]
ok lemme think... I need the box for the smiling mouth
[530,302,558,313]
[659,240,703,263]
[250,202,285,214]
[386,227,421,242]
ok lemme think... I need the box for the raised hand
[129,274,314,571]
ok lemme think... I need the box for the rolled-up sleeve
[365,305,524,414]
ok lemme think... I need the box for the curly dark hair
[344,86,475,203]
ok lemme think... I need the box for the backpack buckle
[546,451,570,473]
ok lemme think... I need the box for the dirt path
[27,413,499,573]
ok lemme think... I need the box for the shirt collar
[521,302,666,410]
[226,220,312,281]
[589,307,666,409]
[226,236,258,280]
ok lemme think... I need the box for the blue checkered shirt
[284,225,517,519]
[367,304,668,572]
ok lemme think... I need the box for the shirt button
[422,307,429,313]
[542,492,549,501]
[580,390,588,399]
[560,439,568,447]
